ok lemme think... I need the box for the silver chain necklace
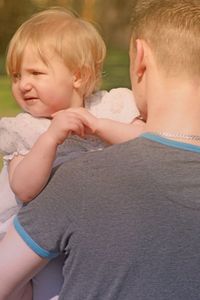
[150,131,200,141]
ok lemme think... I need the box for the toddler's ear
[73,67,91,91]
[73,70,83,89]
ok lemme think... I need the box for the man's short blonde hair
[6,7,106,97]
[131,0,200,77]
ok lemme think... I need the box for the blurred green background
[0,0,134,169]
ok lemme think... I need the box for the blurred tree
[0,0,134,55]
[82,0,95,20]
[0,0,37,57]
[32,0,73,9]
[95,0,133,49]
[0,0,135,74]
[72,0,84,15]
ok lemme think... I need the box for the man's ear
[135,39,146,80]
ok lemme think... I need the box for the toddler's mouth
[24,97,38,105]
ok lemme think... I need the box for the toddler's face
[11,46,82,117]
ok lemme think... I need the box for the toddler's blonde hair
[6,7,106,97]
[131,0,200,78]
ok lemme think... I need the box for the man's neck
[145,76,200,139]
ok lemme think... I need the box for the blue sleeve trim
[13,216,59,259]
[141,132,200,153]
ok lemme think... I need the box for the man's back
[16,134,200,299]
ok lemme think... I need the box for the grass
[103,48,131,90]
[0,77,22,169]
[0,48,131,170]
[0,77,21,117]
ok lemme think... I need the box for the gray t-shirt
[15,133,200,300]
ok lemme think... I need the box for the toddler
[0,7,144,299]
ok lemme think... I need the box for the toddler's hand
[47,110,86,145]
[66,107,99,135]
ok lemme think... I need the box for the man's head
[130,0,200,78]
[129,0,200,120]
[6,7,106,98]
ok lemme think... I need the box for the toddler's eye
[12,72,21,80]
[32,71,43,75]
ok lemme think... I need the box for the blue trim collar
[141,132,200,153]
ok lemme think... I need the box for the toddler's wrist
[94,118,107,136]
[91,118,101,135]
[41,131,60,147]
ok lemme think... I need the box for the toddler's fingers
[66,108,91,123]
[69,119,85,137]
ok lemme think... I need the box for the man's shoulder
[56,137,148,177]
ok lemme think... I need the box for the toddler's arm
[93,117,145,144]
[9,110,85,203]
[66,107,146,144]
[0,225,46,300]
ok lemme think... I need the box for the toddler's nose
[19,77,32,92]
